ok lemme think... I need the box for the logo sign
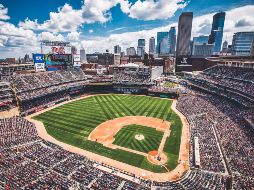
[181,57,188,64]
[33,54,44,63]
[51,46,65,54]
[35,63,45,72]
[73,54,80,62]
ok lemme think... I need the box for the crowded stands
[8,69,88,115]
[177,94,254,189]
[148,86,178,94]
[0,114,229,189]
[185,65,254,107]
[113,72,153,85]
[0,82,15,112]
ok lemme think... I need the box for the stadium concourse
[0,64,253,189]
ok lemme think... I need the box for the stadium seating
[113,72,153,85]
[0,116,230,190]
[185,65,254,107]
[177,94,254,190]
[9,69,88,115]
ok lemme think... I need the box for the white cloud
[119,0,132,14]
[235,17,253,28]
[0,21,40,57]
[124,0,188,20]
[0,4,10,20]
[0,6,40,57]
[17,0,185,34]
[18,18,39,30]
[67,31,80,41]
[40,32,65,41]
[18,1,126,33]
[89,29,94,33]
[82,0,115,23]
[19,4,83,33]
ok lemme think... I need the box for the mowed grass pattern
[113,124,163,153]
[33,94,182,173]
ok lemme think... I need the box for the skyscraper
[157,32,169,54]
[126,47,136,56]
[137,47,145,58]
[138,39,145,47]
[176,12,193,56]
[137,39,145,58]
[71,46,77,55]
[192,35,209,55]
[160,37,170,54]
[168,27,176,54]
[208,12,226,53]
[80,49,86,63]
[114,45,121,54]
[149,37,156,54]
[231,32,254,55]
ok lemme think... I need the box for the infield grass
[113,124,163,153]
[33,94,182,173]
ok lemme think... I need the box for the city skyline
[0,1,254,58]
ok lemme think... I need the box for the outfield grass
[33,94,182,173]
[113,124,163,153]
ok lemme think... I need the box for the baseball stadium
[1,0,254,188]
[1,58,254,190]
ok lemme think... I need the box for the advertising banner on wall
[35,63,45,72]
[73,54,81,68]
[46,66,64,71]
[33,54,44,63]
[33,54,45,72]
[73,54,80,62]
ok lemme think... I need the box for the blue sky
[0,0,254,57]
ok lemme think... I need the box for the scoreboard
[50,54,72,62]
[44,54,72,70]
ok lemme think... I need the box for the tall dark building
[157,32,168,54]
[168,27,176,54]
[176,12,193,56]
[137,39,145,59]
[149,37,156,54]
[114,45,121,54]
[71,46,77,54]
[208,12,225,53]
[138,39,145,47]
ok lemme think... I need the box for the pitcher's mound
[135,134,145,141]
[147,150,168,165]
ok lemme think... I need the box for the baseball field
[33,94,182,173]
